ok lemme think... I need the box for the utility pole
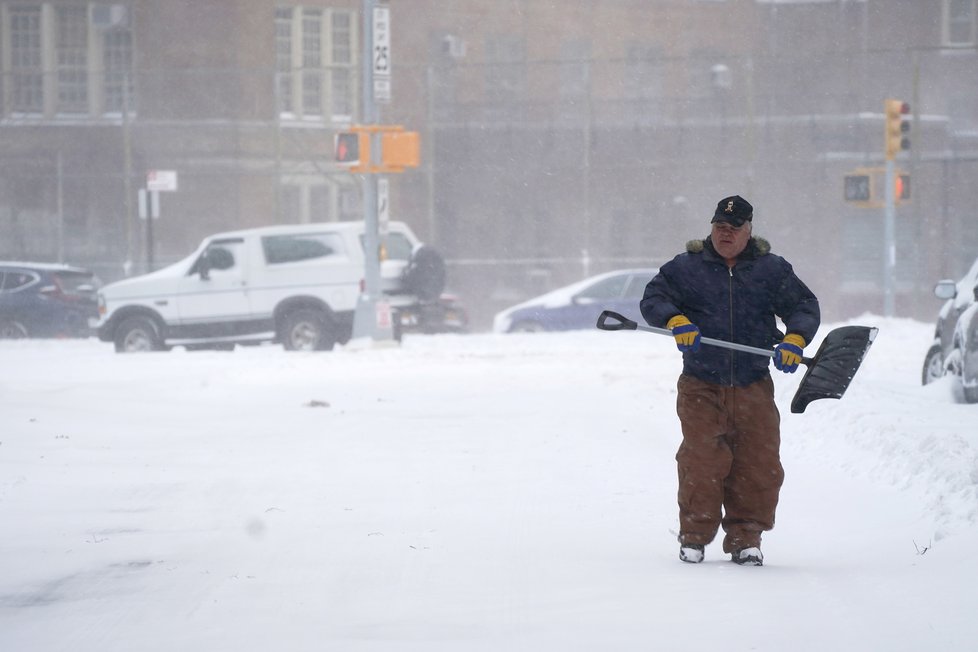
[351,0,393,341]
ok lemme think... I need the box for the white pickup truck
[96,220,434,352]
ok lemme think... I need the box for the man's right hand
[667,315,701,352]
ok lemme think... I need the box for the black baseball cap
[711,195,753,227]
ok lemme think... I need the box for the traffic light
[896,174,910,201]
[884,99,910,160]
[335,132,361,164]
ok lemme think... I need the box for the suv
[922,256,978,402]
[0,262,100,339]
[96,220,440,352]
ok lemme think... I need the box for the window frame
[943,0,977,47]
[0,2,135,119]
[275,5,359,123]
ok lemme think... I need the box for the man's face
[711,221,751,261]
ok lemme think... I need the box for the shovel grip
[596,310,638,331]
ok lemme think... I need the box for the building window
[8,5,44,113]
[1,3,134,118]
[275,5,358,122]
[56,6,88,113]
[279,176,358,223]
[102,24,133,113]
[944,0,976,46]
[485,34,525,121]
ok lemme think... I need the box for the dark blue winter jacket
[640,236,820,387]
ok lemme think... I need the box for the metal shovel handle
[597,310,809,362]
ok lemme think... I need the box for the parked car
[0,262,101,339]
[493,268,657,333]
[96,221,449,352]
[922,255,978,403]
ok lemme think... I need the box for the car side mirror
[197,253,211,280]
[198,247,235,280]
[934,280,957,301]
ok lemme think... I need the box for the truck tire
[281,309,335,351]
[114,316,165,353]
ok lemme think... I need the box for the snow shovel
[596,310,878,414]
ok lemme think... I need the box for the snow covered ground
[1,316,976,651]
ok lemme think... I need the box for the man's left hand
[773,334,806,373]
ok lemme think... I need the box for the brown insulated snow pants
[675,373,784,553]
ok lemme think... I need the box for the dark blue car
[0,262,101,339]
[493,268,657,333]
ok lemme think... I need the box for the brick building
[1,1,975,328]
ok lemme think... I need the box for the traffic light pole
[883,158,896,317]
[351,0,394,342]
[881,98,909,318]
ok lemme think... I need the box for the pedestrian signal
[335,132,361,164]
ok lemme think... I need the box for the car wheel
[0,318,29,339]
[281,309,335,351]
[921,343,944,385]
[114,316,165,353]
[510,320,545,333]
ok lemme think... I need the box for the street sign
[147,169,178,192]
[372,6,391,103]
[137,189,160,220]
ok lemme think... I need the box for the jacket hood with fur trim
[685,236,771,257]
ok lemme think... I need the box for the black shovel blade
[790,325,878,414]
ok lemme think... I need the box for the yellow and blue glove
[773,334,806,373]
[667,315,701,353]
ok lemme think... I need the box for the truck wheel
[114,316,165,353]
[281,309,335,351]
[0,318,29,339]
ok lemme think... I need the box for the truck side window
[263,233,344,264]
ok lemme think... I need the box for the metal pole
[147,190,155,272]
[122,73,135,275]
[883,157,896,317]
[351,0,392,341]
[56,150,64,263]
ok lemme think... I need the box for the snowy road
[1,317,976,651]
